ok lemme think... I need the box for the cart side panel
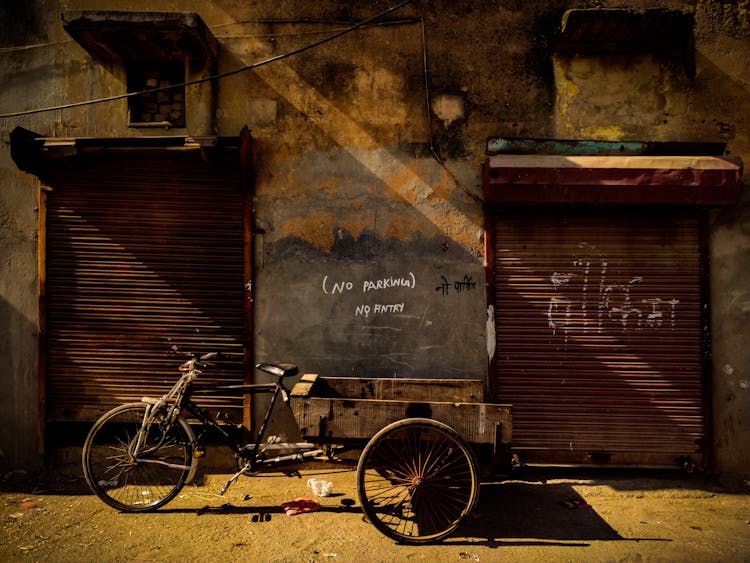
[304,377,484,403]
[293,397,512,445]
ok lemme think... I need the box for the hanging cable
[0,39,72,54]
[420,18,442,164]
[0,0,412,119]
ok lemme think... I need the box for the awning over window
[555,8,694,55]
[9,127,253,179]
[483,154,743,205]
[61,11,217,63]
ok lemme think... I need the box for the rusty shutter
[493,210,705,466]
[45,155,247,420]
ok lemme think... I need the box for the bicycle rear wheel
[82,402,193,511]
[356,418,479,544]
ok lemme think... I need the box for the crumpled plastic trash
[282,497,321,516]
[307,478,333,497]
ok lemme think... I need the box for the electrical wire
[0,0,412,119]
[0,20,419,52]
[0,22,416,54]
[215,19,420,40]
[211,17,420,30]
[420,18,441,164]
[0,39,72,53]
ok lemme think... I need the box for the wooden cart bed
[290,374,512,447]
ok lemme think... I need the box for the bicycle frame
[132,357,321,495]
[184,379,291,472]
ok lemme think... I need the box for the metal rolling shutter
[45,157,246,420]
[493,211,705,466]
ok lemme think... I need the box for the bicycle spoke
[83,403,192,512]
[358,419,479,544]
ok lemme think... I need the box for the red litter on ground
[281,498,321,516]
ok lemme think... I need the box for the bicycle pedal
[193,446,206,458]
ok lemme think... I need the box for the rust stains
[277,212,369,251]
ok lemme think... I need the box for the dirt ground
[2,458,749,563]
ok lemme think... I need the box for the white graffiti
[547,252,680,338]
[363,273,416,293]
[322,272,415,295]
[355,303,405,318]
[322,276,354,295]
[322,272,415,317]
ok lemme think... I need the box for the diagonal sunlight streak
[503,275,649,365]
[55,208,231,329]
[500,266,687,386]
[497,258,704,443]
[54,215,167,328]
[252,62,482,252]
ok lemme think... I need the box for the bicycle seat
[255,362,299,379]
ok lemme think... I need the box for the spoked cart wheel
[356,418,479,544]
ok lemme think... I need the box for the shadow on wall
[0,295,38,470]
[690,53,749,150]
[217,25,485,256]
[0,2,46,45]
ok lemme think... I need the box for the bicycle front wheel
[356,418,479,544]
[82,402,193,512]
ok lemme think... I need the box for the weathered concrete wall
[0,3,60,469]
[698,1,750,489]
[0,165,39,469]
[252,148,486,379]
[208,13,487,379]
[1,1,748,484]
[710,207,750,487]
[554,52,692,141]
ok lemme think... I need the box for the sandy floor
[2,462,749,562]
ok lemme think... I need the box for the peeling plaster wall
[0,0,749,482]
[710,208,750,486]
[553,52,692,141]
[711,211,750,482]
[0,165,39,469]
[0,2,61,469]
[220,18,486,379]
[692,0,750,486]
[252,146,486,379]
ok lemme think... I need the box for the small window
[127,61,186,128]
